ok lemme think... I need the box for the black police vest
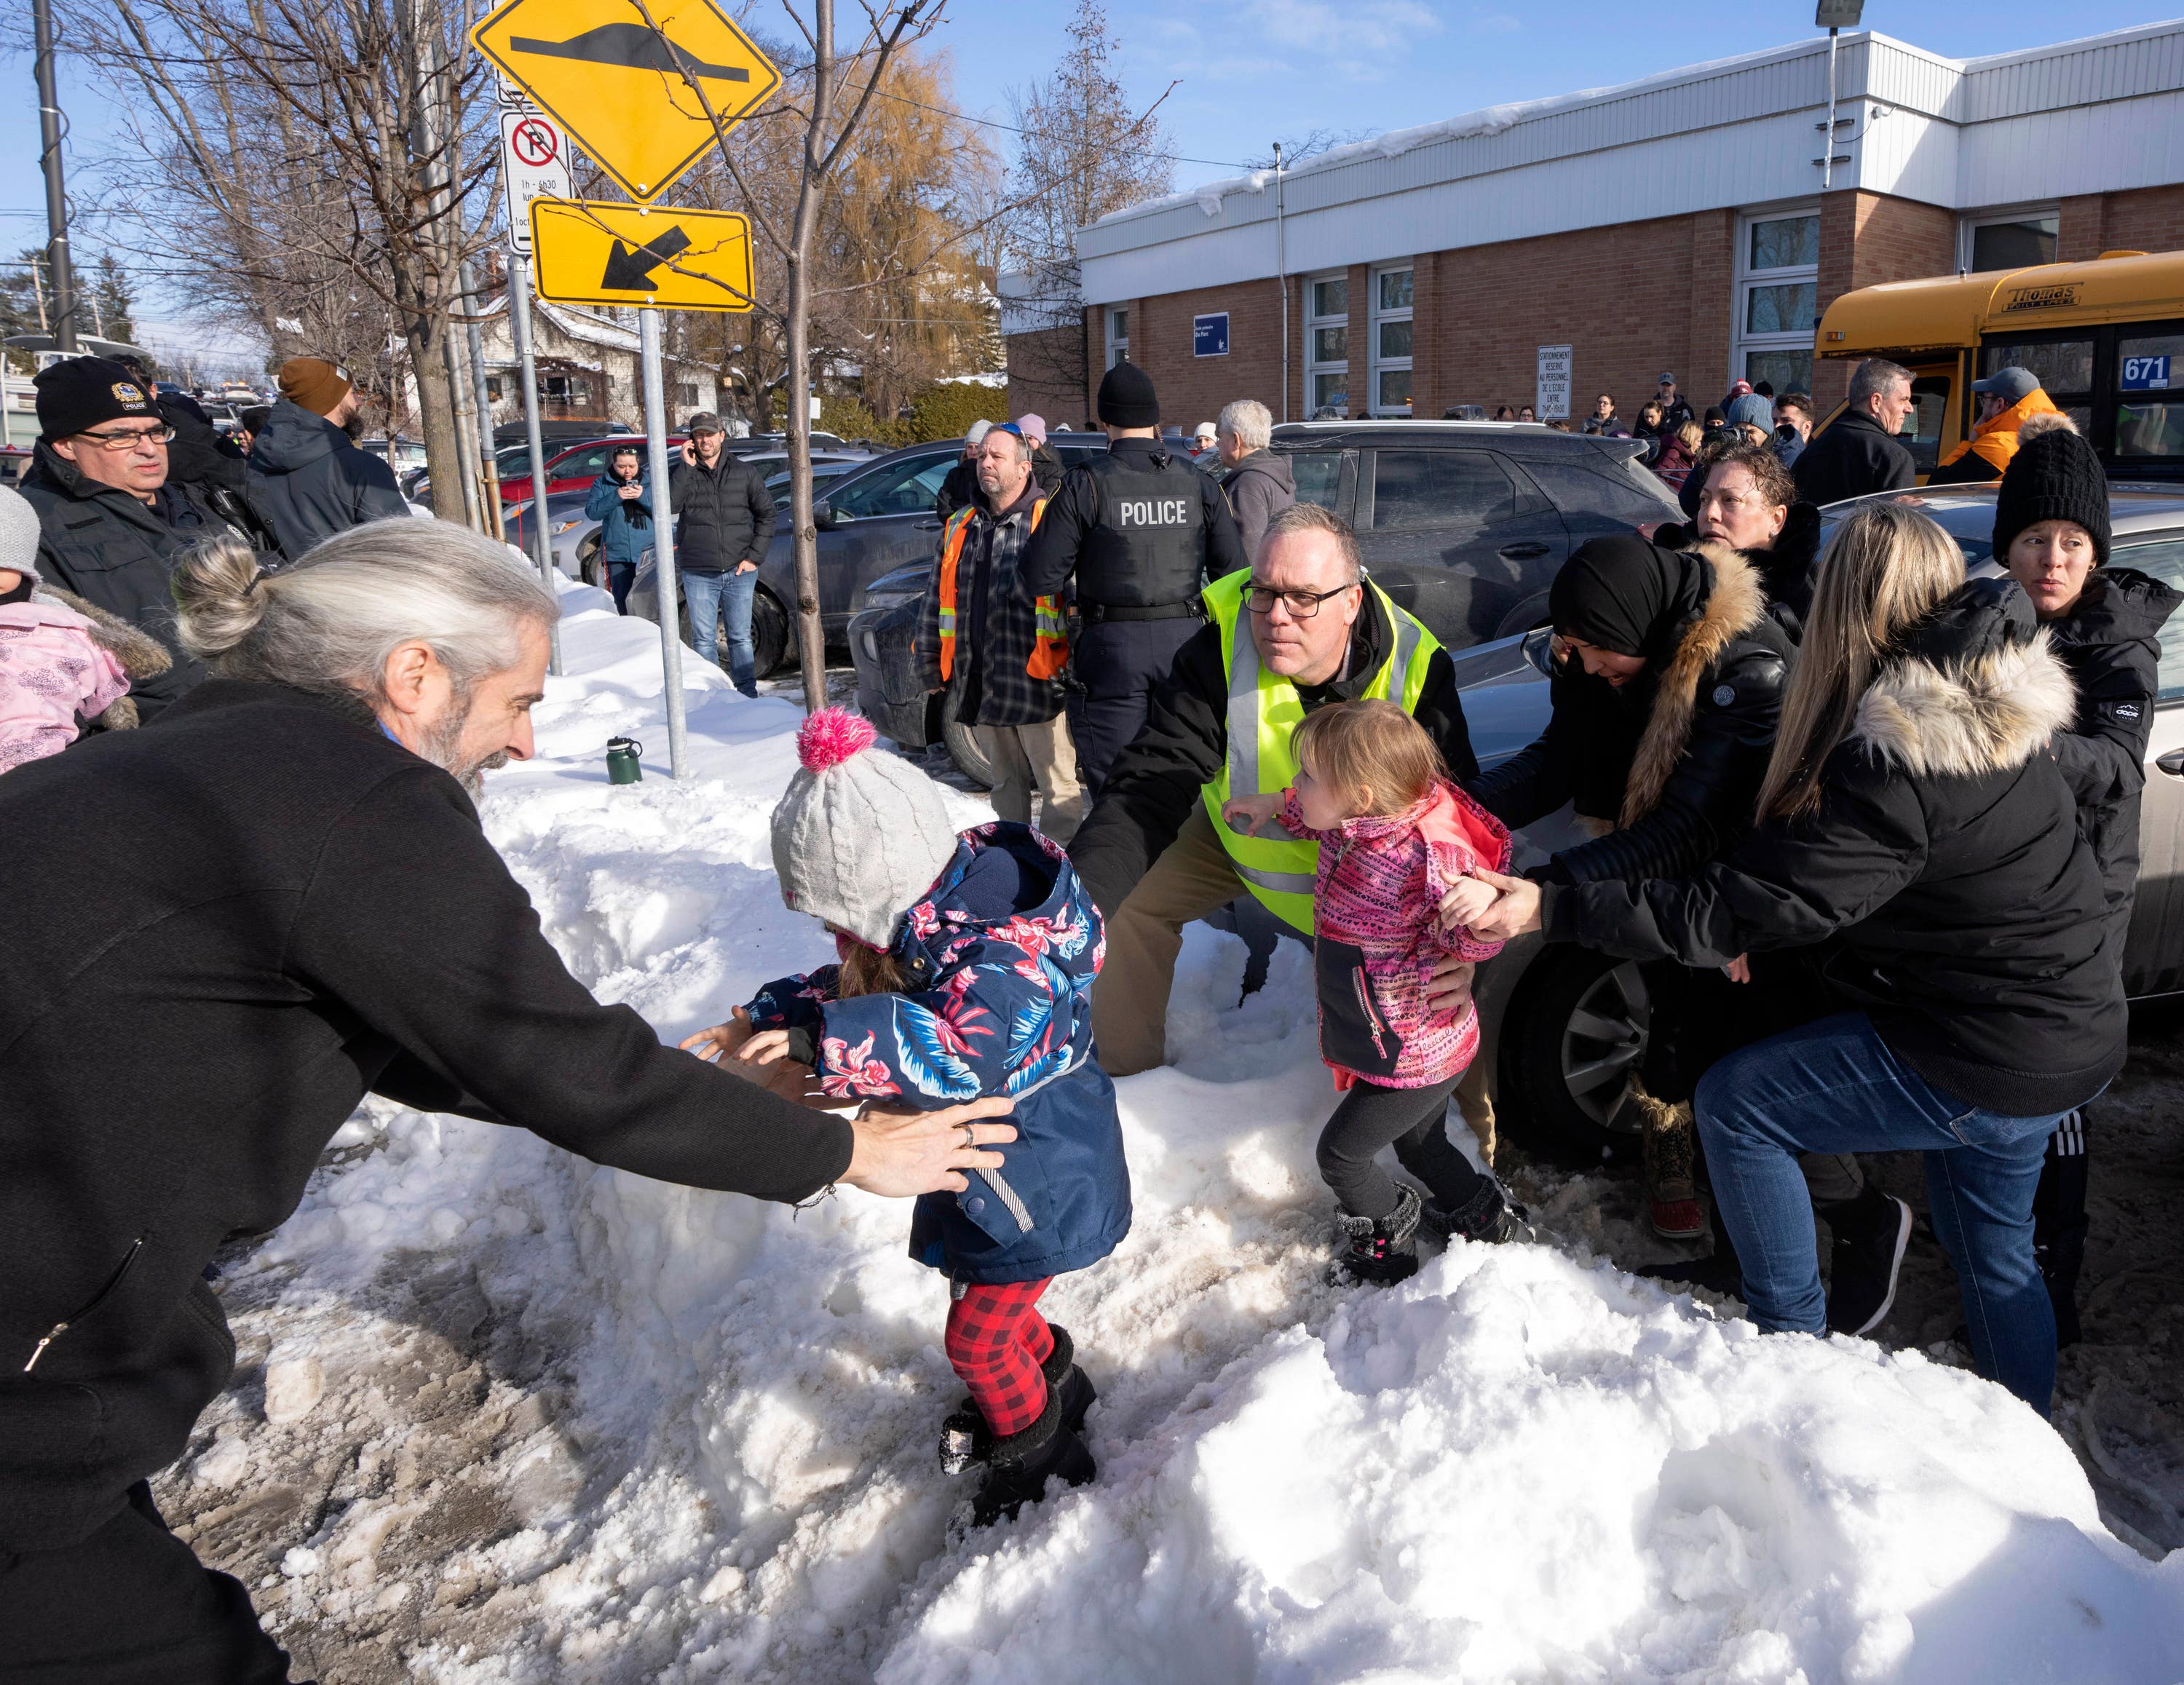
[1076,452,1208,608]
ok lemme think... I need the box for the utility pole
[1274,140,1287,425]
[33,0,79,353]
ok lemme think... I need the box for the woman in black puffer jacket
[1994,419,2183,1346]
[1471,504,2125,1415]
[1468,531,1799,1238]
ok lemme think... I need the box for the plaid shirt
[915,483,1067,729]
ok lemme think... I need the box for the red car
[496,435,681,502]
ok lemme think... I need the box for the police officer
[1019,362,1247,795]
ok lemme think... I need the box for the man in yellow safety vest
[914,422,1085,841]
[1068,502,1480,1077]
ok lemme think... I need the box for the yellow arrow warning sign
[529,199,753,312]
[471,0,779,201]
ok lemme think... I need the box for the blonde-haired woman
[1470,503,2124,1414]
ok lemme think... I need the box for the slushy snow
[172,576,2184,1682]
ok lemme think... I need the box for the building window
[1369,266,1413,416]
[542,373,592,406]
[485,375,505,403]
[1735,207,1819,395]
[1961,207,2058,274]
[1105,306,1129,370]
[674,382,698,408]
[1305,274,1348,417]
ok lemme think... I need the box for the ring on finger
[960,1123,977,1149]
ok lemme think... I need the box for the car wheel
[942,713,997,789]
[749,588,790,678]
[1497,947,1650,1167]
[578,536,604,587]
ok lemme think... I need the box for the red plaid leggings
[944,1277,1054,1438]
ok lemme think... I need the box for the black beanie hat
[1993,426,2110,567]
[1097,360,1160,429]
[35,356,159,443]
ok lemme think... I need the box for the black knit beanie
[35,357,158,443]
[1993,427,2110,566]
[1097,360,1160,429]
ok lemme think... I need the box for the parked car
[0,445,30,486]
[501,487,597,574]
[764,459,860,507]
[852,421,1674,779]
[1459,482,2184,1170]
[628,435,1104,679]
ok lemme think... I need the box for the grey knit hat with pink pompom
[770,707,960,950]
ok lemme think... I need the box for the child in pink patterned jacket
[1224,699,1529,1283]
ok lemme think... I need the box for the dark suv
[852,420,1677,780]
[1269,420,1679,647]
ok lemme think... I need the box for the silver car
[1462,484,2184,1166]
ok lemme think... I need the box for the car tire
[578,537,604,588]
[941,713,997,789]
[749,588,790,679]
[1497,946,1650,1168]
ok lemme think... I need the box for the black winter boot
[964,1384,1096,1531]
[938,1324,1097,1474]
[1821,1187,1912,1337]
[1331,1184,1423,1285]
[1423,1181,1533,1245]
[2032,1123,2089,1348]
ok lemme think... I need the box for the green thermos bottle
[606,737,644,785]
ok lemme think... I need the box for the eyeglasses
[1243,582,1354,617]
[76,425,175,452]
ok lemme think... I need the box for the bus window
[1982,339,2094,400]
[1907,374,1952,477]
[2117,332,2184,461]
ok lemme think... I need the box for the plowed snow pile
[167,579,2184,1683]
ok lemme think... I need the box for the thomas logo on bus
[2000,282,2082,313]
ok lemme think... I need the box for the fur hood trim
[1851,631,2076,777]
[27,584,170,732]
[1620,542,1768,827]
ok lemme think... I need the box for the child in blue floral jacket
[691,710,1130,1529]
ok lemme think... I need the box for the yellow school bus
[1813,247,2184,481]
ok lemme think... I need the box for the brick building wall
[1812,190,1957,407]
[1005,185,2184,435]
[2057,183,2184,261]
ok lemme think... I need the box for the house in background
[472,295,719,431]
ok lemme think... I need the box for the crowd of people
[0,338,2172,1681]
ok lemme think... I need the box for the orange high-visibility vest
[935,499,1067,681]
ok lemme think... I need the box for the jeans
[606,555,638,614]
[1694,1011,2073,1415]
[683,566,758,695]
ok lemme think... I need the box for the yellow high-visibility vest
[1198,569,1441,934]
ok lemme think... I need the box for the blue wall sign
[2121,355,2171,391]
[1194,314,1230,358]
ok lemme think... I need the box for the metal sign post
[639,308,689,778]
[505,249,563,676]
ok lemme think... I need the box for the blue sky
[3,1,2177,362]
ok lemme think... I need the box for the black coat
[1792,408,1916,507]
[16,443,229,719]
[668,451,778,576]
[1068,601,1479,918]
[1017,437,1249,606]
[1651,501,1824,639]
[935,454,980,520]
[1542,580,2126,1119]
[245,398,410,558]
[1471,544,1793,887]
[2046,566,2182,932]
[0,681,853,1551]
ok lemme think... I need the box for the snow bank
[226,576,2184,1681]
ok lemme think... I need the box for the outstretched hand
[681,1008,756,1064]
[1436,873,1500,933]
[1220,791,1286,837]
[1465,868,1545,940]
[844,1097,1018,1198]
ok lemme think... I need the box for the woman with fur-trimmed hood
[1468,504,2126,1416]
[1468,527,1797,1239]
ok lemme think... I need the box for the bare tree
[62,0,499,518]
[1003,0,1176,406]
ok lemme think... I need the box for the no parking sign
[499,102,572,254]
